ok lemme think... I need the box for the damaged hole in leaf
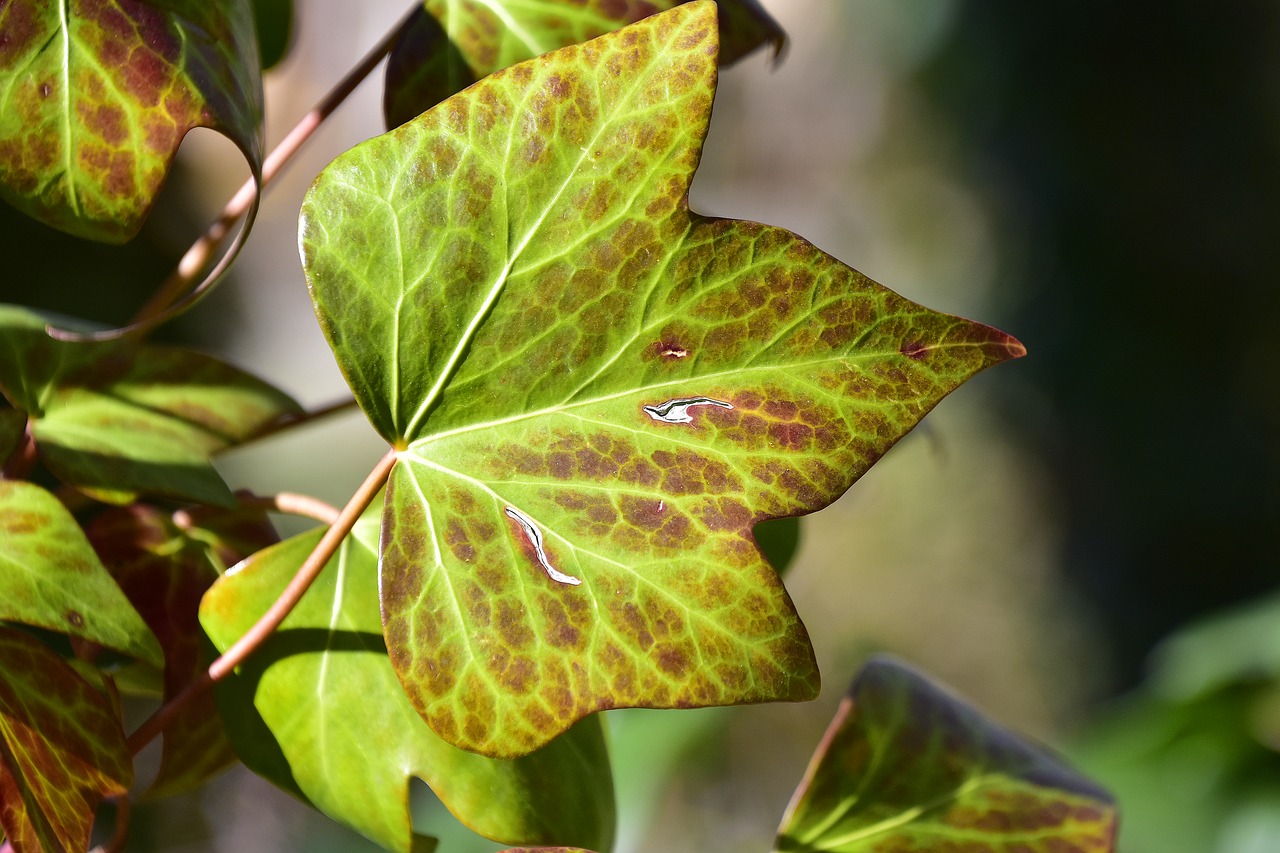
[643,396,734,424]
[504,506,582,586]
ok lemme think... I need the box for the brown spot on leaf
[900,340,929,360]
[65,610,85,628]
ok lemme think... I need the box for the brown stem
[246,397,361,444]
[225,490,342,525]
[122,3,422,332]
[95,795,131,853]
[126,450,396,755]
[1,417,36,480]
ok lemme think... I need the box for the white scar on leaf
[643,396,734,424]
[504,506,581,586]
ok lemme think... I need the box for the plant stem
[126,449,397,756]
[95,796,130,853]
[248,396,361,443]
[1,417,36,480]
[128,4,420,328]
[227,490,342,525]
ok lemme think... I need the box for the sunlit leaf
[0,305,301,505]
[86,503,277,799]
[0,0,263,243]
[303,1,1022,758]
[200,503,616,853]
[383,0,784,128]
[0,625,132,853]
[775,657,1117,852]
[0,480,161,666]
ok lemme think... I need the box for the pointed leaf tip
[776,657,1116,852]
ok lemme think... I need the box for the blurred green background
[3,1,1279,851]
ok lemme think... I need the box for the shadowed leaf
[252,0,293,70]
[0,305,301,506]
[0,626,132,852]
[0,0,263,243]
[0,480,161,666]
[0,407,25,466]
[200,502,616,852]
[774,657,1117,853]
[303,1,1023,759]
[383,0,784,128]
[85,503,277,799]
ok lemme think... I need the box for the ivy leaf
[383,0,784,128]
[85,503,277,799]
[200,503,616,852]
[303,0,1023,759]
[0,0,263,243]
[252,0,294,71]
[774,657,1117,853]
[0,305,301,506]
[0,480,161,667]
[0,625,132,853]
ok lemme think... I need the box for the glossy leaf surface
[775,657,1117,852]
[303,1,1023,758]
[0,480,161,666]
[0,625,131,853]
[0,0,263,242]
[200,505,616,852]
[0,305,301,505]
[86,503,276,799]
[383,0,784,128]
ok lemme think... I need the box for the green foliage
[0,1,1113,852]
[200,502,615,852]
[0,0,263,243]
[775,658,1117,852]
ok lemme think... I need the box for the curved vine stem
[224,490,342,525]
[126,450,397,756]
[127,4,420,328]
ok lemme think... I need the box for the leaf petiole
[126,449,397,756]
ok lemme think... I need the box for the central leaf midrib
[399,28,678,440]
[409,345,925,450]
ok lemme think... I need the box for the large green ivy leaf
[86,503,277,799]
[0,305,301,505]
[0,0,263,243]
[0,625,132,853]
[302,1,1023,758]
[200,503,616,852]
[383,0,784,128]
[0,480,161,667]
[774,657,1117,853]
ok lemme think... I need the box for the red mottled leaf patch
[86,503,276,799]
[0,0,262,242]
[383,0,784,128]
[774,657,1118,852]
[200,501,614,853]
[302,2,1023,758]
[0,626,132,853]
[0,305,301,506]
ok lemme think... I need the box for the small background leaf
[252,0,294,70]
[0,0,263,242]
[0,305,301,505]
[200,505,616,852]
[304,1,1022,758]
[383,0,785,128]
[775,656,1117,852]
[86,503,277,799]
[0,625,131,853]
[0,480,161,666]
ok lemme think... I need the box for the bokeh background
[4,1,1279,851]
